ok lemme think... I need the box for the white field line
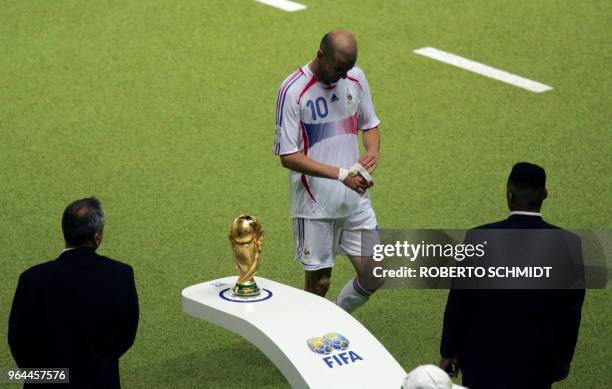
[414,47,552,93]
[255,0,306,12]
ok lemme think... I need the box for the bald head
[311,30,358,84]
[320,30,358,63]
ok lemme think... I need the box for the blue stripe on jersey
[276,71,300,125]
[277,73,304,127]
[302,113,358,149]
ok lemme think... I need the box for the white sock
[335,278,373,313]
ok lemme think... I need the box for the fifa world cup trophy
[228,215,264,297]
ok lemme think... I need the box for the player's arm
[280,152,338,178]
[359,127,380,173]
[354,68,380,175]
[280,152,368,193]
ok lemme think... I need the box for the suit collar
[506,214,546,225]
[509,211,541,217]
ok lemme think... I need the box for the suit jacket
[8,247,139,389]
[440,215,585,389]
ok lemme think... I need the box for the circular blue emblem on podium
[219,288,273,303]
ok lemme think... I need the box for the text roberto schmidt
[373,265,552,279]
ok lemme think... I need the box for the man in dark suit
[439,162,585,389]
[8,197,139,388]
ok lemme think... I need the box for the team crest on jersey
[331,93,339,103]
[346,89,353,102]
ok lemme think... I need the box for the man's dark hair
[507,162,547,209]
[62,197,105,246]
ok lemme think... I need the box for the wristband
[337,168,349,182]
[349,163,374,185]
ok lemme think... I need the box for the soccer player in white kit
[273,30,382,313]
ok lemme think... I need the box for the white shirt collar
[61,247,75,253]
[303,62,314,77]
[510,211,542,217]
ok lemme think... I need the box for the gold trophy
[228,215,264,297]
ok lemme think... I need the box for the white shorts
[293,207,380,271]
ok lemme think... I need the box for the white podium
[182,276,406,389]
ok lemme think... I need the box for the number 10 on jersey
[306,97,329,120]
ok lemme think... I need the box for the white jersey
[273,64,380,219]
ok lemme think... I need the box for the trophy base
[232,282,261,297]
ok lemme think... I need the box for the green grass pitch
[1,0,610,387]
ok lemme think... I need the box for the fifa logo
[306,333,364,369]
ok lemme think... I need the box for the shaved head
[320,30,358,63]
[310,30,358,85]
